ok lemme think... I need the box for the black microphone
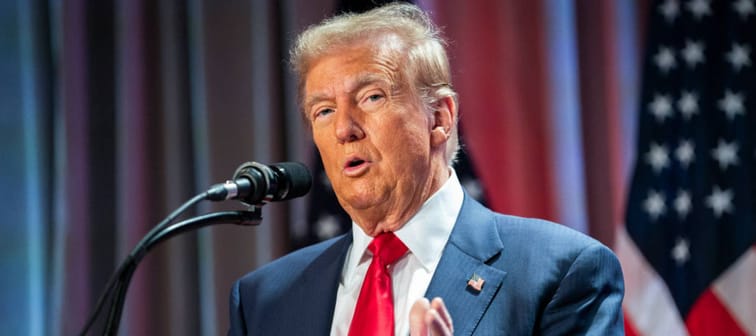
[207,161,312,205]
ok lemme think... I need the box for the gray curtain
[2,0,334,334]
[2,0,651,334]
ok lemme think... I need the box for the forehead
[305,33,407,80]
[303,41,404,102]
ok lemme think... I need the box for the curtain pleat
[2,0,647,335]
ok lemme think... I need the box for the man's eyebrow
[350,75,398,103]
[304,94,330,112]
[353,73,391,90]
[304,73,393,110]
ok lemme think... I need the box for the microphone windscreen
[273,162,313,200]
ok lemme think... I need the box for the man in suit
[229,3,624,335]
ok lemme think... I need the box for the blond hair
[290,3,460,163]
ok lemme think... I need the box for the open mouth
[343,157,369,176]
[346,158,365,168]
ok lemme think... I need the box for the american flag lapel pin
[467,273,485,292]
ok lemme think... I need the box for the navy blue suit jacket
[229,195,625,335]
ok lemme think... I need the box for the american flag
[621,0,756,334]
[466,273,485,292]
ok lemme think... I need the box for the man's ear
[430,96,456,147]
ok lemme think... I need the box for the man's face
[303,40,445,235]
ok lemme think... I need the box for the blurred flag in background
[619,0,756,334]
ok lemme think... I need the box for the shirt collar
[344,169,464,282]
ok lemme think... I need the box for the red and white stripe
[422,1,755,334]
[615,226,688,336]
[617,225,755,336]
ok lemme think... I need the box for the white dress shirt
[329,170,464,336]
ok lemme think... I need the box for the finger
[410,298,431,336]
[425,308,453,336]
[430,297,453,334]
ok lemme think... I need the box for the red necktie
[348,232,408,336]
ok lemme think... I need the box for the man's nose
[334,108,365,143]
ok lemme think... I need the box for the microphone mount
[79,161,311,335]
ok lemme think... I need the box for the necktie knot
[368,232,408,267]
[348,232,407,336]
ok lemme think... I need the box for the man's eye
[361,92,386,108]
[314,108,334,120]
[368,94,384,101]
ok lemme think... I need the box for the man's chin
[338,193,386,216]
[339,196,377,212]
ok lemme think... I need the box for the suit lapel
[288,234,352,334]
[286,196,504,335]
[425,196,507,336]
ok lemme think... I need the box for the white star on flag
[733,0,755,19]
[624,0,756,333]
[655,46,677,73]
[677,91,699,119]
[718,90,745,120]
[315,214,341,239]
[686,0,712,19]
[671,237,691,265]
[462,178,485,201]
[674,190,692,218]
[705,186,734,218]
[659,0,681,22]
[681,40,705,67]
[644,190,667,220]
[726,43,751,71]
[676,140,695,168]
[649,94,674,122]
[646,143,670,173]
[711,139,739,170]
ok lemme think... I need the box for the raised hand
[409,297,453,336]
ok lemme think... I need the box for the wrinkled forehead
[306,32,407,76]
[299,33,411,103]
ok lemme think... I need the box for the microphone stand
[79,191,263,336]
